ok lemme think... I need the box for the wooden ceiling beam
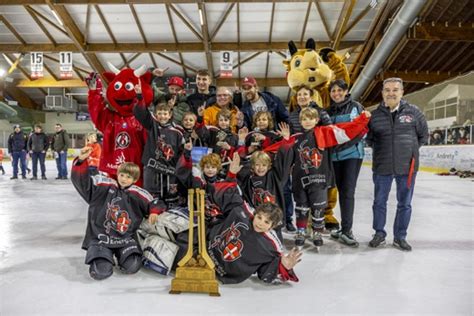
[154,52,197,74]
[0,41,362,54]
[17,77,87,88]
[4,85,41,110]
[379,70,460,83]
[26,5,69,37]
[129,4,147,44]
[210,2,235,41]
[332,0,356,50]
[169,3,203,41]
[0,15,27,45]
[165,4,188,78]
[314,0,332,41]
[299,1,312,45]
[198,1,215,78]
[342,3,372,37]
[24,5,57,45]
[45,1,107,77]
[1,0,346,4]
[407,22,474,42]
[264,1,276,91]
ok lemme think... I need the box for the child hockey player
[80,132,102,175]
[71,152,166,280]
[242,111,282,155]
[207,202,302,284]
[280,107,371,248]
[134,83,185,207]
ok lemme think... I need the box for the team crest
[252,188,276,206]
[155,137,175,161]
[399,115,413,123]
[299,146,322,171]
[115,131,131,149]
[210,222,249,262]
[104,197,131,234]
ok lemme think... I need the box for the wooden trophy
[169,188,220,296]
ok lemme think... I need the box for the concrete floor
[0,160,472,315]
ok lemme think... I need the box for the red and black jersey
[88,90,147,177]
[275,113,370,190]
[196,126,238,162]
[231,143,292,217]
[244,129,282,154]
[71,158,165,250]
[133,99,184,175]
[208,203,298,284]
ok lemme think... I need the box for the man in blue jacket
[8,124,28,179]
[366,78,428,251]
[236,76,289,129]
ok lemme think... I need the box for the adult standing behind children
[236,76,289,129]
[366,78,428,251]
[51,123,70,180]
[186,69,215,115]
[203,87,239,132]
[27,124,49,180]
[8,124,28,179]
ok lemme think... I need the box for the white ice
[0,161,472,315]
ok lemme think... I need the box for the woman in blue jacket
[327,80,365,247]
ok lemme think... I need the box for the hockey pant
[85,243,142,279]
[293,185,327,233]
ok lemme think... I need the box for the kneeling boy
[71,153,165,280]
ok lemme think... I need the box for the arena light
[51,9,63,26]
[0,68,5,77]
[199,9,204,26]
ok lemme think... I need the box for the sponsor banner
[364,145,474,171]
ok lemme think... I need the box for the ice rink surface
[0,160,472,315]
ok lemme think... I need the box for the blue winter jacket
[239,92,289,129]
[328,95,365,161]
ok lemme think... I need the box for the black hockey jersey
[71,158,165,250]
[133,100,184,175]
[208,203,298,284]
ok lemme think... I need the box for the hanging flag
[220,51,233,78]
[30,52,43,79]
[59,52,73,79]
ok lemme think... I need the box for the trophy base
[170,266,220,296]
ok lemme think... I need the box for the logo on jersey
[104,197,131,234]
[299,146,322,171]
[155,137,175,161]
[115,132,131,149]
[210,221,249,262]
[252,188,276,206]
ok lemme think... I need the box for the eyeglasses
[217,94,230,98]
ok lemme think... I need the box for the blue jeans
[12,151,27,177]
[32,152,46,177]
[56,151,68,178]
[372,173,417,240]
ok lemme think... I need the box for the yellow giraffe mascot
[283,38,350,230]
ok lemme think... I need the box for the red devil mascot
[86,63,153,184]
